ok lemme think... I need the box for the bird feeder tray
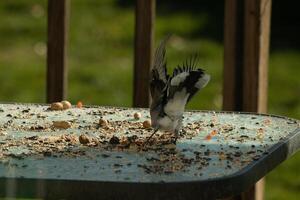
[0,103,299,199]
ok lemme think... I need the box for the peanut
[50,102,63,111]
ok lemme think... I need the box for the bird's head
[150,105,161,130]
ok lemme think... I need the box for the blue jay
[146,36,210,144]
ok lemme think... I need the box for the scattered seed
[61,100,72,110]
[0,131,7,136]
[143,120,151,128]
[76,101,83,108]
[50,102,64,111]
[109,136,120,145]
[99,118,108,127]
[53,121,71,129]
[133,112,141,120]
[79,134,90,144]
[43,151,52,157]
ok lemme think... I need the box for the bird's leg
[143,129,158,146]
[172,129,180,144]
[171,117,183,144]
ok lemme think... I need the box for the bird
[146,36,210,144]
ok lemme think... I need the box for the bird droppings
[0,103,299,183]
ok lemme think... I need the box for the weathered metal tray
[0,103,299,199]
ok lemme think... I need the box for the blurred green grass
[0,0,299,199]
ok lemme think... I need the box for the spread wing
[152,36,169,83]
[150,36,170,110]
[164,55,210,118]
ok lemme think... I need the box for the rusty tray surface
[0,103,299,199]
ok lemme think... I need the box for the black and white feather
[150,36,210,137]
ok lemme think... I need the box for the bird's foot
[170,136,178,144]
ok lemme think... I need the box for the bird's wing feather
[150,36,171,110]
[164,55,210,117]
[152,35,171,83]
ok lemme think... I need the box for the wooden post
[223,0,245,111]
[133,0,155,107]
[243,0,271,113]
[223,0,272,199]
[47,0,69,103]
